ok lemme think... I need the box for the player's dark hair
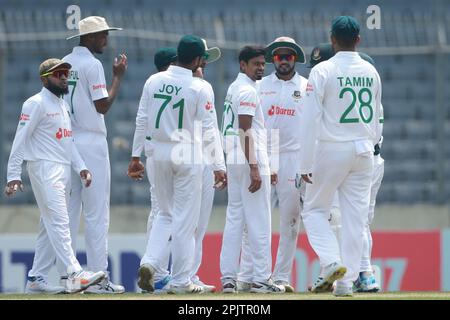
[178,52,199,65]
[238,46,265,63]
[331,32,358,48]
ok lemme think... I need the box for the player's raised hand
[80,170,92,187]
[113,53,128,78]
[4,180,23,197]
[127,157,145,181]
[248,164,261,193]
[213,170,227,190]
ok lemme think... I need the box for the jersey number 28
[339,87,373,123]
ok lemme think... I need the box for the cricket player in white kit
[220,46,285,294]
[128,47,178,293]
[300,16,383,296]
[260,37,307,292]
[129,43,223,293]
[308,43,384,293]
[189,40,224,292]
[5,58,106,294]
[136,35,226,294]
[61,16,127,293]
[237,37,308,292]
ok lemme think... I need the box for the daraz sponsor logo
[55,128,72,140]
[268,105,296,116]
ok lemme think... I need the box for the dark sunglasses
[41,69,70,79]
[273,54,296,62]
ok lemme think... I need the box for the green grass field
[1,292,450,300]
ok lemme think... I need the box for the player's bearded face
[273,49,296,76]
[45,76,69,96]
[275,59,295,75]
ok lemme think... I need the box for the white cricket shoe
[84,276,125,294]
[333,284,353,297]
[193,279,216,293]
[25,276,65,294]
[353,271,381,293]
[137,263,156,292]
[66,270,106,293]
[167,283,204,294]
[310,262,347,293]
[274,280,295,293]
[250,279,285,294]
[222,278,237,294]
[237,280,252,293]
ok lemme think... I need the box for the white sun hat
[202,39,221,64]
[265,36,306,64]
[66,16,122,40]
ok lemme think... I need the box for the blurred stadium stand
[0,0,449,205]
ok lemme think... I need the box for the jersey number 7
[67,80,77,114]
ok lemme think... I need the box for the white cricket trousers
[190,166,215,282]
[271,151,303,282]
[141,159,214,283]
[237,152,303,284]
[301,141,373,288]
[360,155,384,272]
[140,156,171,282]
[27,161,82,278]
[143,142,202,287]
[329,155,384,273]
[67,132,111,273]
[220,163,272,283]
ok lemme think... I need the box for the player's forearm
[71,142,88,174]
[96,76,122,114]
[131,129,145,158]
[299,95,321,173]
[7,119,32,182]
[239,129,258,167]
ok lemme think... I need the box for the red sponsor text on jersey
[260,91,277,96]
[205,101,213,111]
[46,112,61,118]
[19,113,30,121]
[239,101,256,108]
[306,83,314,92]
[55,128,72,140]
[268,105,296,116]
[92,84,106,90]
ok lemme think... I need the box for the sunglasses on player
[273,54,296,62]
[40,69,70,79]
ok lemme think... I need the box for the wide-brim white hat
[66,16,122,40]
[202,39,221,64]
[265,36,306,64]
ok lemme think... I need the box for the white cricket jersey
[194,77,226,170]
[132,71,226,171]
[299,51,383,173]
[222,73,269,169]
[7,88,87,182]
[62,46,109,136]
[259,72,308,153]
[133,65,225,170]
